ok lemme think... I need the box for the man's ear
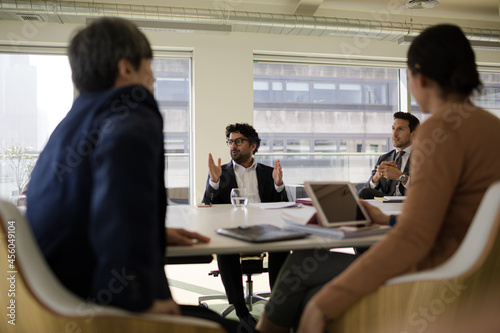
[114,58,135,88]
[250,142,257,154]
[410,129,416,142]
[116,58,133,79]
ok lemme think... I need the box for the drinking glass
[230,188,249,208]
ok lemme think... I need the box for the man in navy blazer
[358,111,420,199]
[202,159,287,205]
[26,17,241,332]
[203,123,288,327]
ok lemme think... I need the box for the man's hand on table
[166,228,211,246]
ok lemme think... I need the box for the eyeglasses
[226,138,249,147]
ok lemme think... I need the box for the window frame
[0,46,194,204]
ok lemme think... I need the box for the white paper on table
[250,202,303,209]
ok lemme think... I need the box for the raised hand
[208,153,222,183]
[272,159,284,186]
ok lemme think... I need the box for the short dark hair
[225,123,261,154]
[68,17,153,92]
[393,111,420,132]
[407,24,482,98]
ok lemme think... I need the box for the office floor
[165,257,269,321]
[165,248,356,322]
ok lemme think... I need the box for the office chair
[329,181,500,333]
[198,253,271,317]
[0,200,224,333]
[167,187,189,205]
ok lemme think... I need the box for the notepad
[216,224,309,243]
[250,202,303,209]
[281,211,391,239]
[374,196,406,203]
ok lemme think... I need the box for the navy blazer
[202,162,288,204]
[363,149,411,196]
[26,85,170,312]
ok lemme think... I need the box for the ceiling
[0,0,499,23]
[90,0,500,23]
[0,0,498,44]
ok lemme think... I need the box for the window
[365,139,388,153]
[473,72,500,119]
[286,82,310,102]
[253,61,500,186]
[286,139,310,153]
[272,82,284,102]
[0,54,73,200]
[338,84,362,104]
[152,57,192,204]
[313,83,336,103]
[0,53,192,204]
[253,62,405,184]
[314,139,337,152]
[272,139,284,152]
[253,81,270,102]
[156,78,189,102]
[365,84,388,105]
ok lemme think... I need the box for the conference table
[165,200,403,257]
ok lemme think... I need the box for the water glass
[230,188,249,208]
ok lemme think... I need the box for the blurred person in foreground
[256,24,500,333]
[26,17,241,332]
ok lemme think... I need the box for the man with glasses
[203,123,288,327]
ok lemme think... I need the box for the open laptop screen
[304,182,371,227]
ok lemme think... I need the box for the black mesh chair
[198,253,270,317]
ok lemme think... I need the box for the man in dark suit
[358,111,420,199]
[203,123,288,327]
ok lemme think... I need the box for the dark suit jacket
[363,148,411,196]
[202,162,288,204]
[26,85,171,312]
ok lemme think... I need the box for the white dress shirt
[209,158,285,203]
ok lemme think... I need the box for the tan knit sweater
[314,104,500,318]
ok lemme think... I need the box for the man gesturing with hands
[202,123,288,328]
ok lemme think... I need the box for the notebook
[303,181,371,227]
[216,224,309,243]
[282,214,391,239]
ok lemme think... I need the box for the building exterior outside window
[0,54,192,204]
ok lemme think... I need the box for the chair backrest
[330,181,500,333]
[0,200,104,316]
[0,200,224,333]
[387,180,500,285]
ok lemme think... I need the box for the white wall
[1,19,499,203]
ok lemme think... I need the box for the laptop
[303,181,371,227]
[216,224,309,243]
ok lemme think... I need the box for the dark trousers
[180,304,254,332]
[217,252,289,317]
[264,250,360,328]
[357,187,386,199]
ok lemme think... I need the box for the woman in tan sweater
[256,24,500,333]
